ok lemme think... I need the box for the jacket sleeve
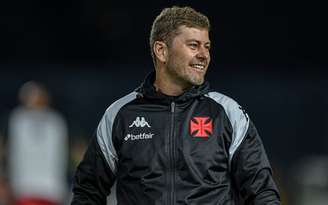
[71,109,119,205]
[230,121,281,205]
[71,136,116,205]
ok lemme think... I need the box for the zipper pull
[171,102,175,113]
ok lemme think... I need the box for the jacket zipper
[168,101,176,205]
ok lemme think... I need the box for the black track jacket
[71,72,280,205]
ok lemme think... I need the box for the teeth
[191,64,205,70]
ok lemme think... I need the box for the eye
[188,43,198,49]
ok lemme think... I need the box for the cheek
[169,48,194,68]
[170,52,184,65]
[173,47,192,59]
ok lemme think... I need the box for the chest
[115,101,232,171]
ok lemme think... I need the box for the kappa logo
[190,117,213,137]
[129,117,151,128]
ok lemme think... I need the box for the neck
[153,68,191,96]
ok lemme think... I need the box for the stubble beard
[167,61,205,88]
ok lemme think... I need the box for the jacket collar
[136,71,210,103]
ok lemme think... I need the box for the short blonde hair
[149,6,210,65]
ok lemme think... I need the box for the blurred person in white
[8,81,68,205]
[291,156,328,205]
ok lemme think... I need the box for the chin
[181,74,204,86]
[190,79,204,86]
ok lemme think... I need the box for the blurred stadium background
[1,1,327,205]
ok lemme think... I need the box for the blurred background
[0,0,327,205]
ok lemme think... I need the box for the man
[71,6,281,205]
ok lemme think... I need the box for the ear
[153,41,168,63]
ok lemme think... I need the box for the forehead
[174,25,210,42]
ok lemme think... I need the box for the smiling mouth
[190,63,206,72]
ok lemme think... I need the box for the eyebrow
[186,39,211,45]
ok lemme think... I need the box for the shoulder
[101,91,138,124]
[206,91,251,162]
[205,91,249,127]
[97,91,138,144]
[104,91,138,115]
[205,91,237,107]
[205,91,248,119]
[9,107,25,120]
[46,109,68,130]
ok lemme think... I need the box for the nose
[196,46,210,61]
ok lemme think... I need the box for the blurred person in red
[8,81,68,205]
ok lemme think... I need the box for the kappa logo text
[129,117,151,128]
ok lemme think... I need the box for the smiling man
[71,6,281,205]
[153,25,210,96]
